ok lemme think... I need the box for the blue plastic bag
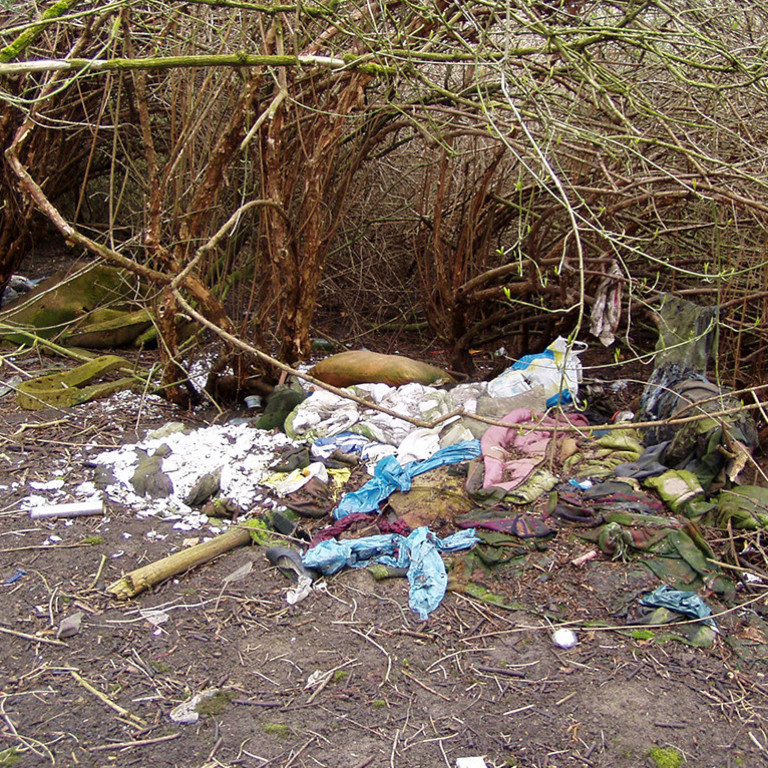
[333,440,481,519]
[302,526,479,619]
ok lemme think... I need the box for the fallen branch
[0,52,394,77]
[106,524,254,600]
[0,0,82,63]
[90,732,181,752]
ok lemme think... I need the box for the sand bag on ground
[309,350,454,387]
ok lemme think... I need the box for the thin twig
[69,670,146,728]
[0,625,68,647]
[90,732,182,752]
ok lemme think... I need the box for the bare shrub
[3,0,768,397]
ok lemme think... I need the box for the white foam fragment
[30,479,65,491]
[84,422,296,527]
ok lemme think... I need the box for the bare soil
[1,258,767,768]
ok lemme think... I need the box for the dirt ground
[1,267,768,767]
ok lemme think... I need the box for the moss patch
[0,748,19,767]
[647,746,683,768]
[263,722,292,739]
[196,690,233,717]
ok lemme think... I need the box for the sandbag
[309,350,454,387]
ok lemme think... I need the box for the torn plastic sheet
[302,526,479,619]
[639,584,718,631]
[333,440,481,520]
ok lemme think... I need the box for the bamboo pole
[106,525,253,600]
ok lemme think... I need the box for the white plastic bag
[486,369,532,398]
[490,336,587,405]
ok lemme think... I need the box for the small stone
[57,611,83,639]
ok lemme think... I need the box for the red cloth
[311,512,411,547]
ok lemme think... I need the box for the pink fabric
[480,408,589,491]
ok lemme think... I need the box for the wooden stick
[0,625,68,647]
[90,732,182,752]
[70,670,146,727]
[106,525,253,600]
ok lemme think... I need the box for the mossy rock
[1,263,145,344]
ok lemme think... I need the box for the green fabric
[581,507,729,595]
[503,468,559,504]
[643,470,704,513]
[714,485,768,530]
[629,606,717,648]
[652,295,717,373]
[562,429,643,480]
[16,354,139,410]
[260,386,307,431]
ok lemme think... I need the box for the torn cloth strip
[332,440,481,520]
[302,526,479,619]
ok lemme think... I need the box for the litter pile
[20,302,767,641]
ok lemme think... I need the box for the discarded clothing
[640,365,756,479]
[562,429,644,480]
[629,605,717,649]
[479,409,590,492]
[589,260,623,346]
[456,508,555,538]
[713,485,768,530]
[310,512,411,546]
[285,381,485,448]
[550,482,670,527]
[256,386,307,431]
[333,440,481,520]
[302,526,479,619]
[582,482,667,516]
[282,475,335,518]
[636,296,757,489]
[614,441,670,480]
[639,585,717,630]
[643,470,704,514]
[647,294,717,374]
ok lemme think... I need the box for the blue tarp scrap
[302,526,479,620]
[639,584,718,631]
[333,439,481,520]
